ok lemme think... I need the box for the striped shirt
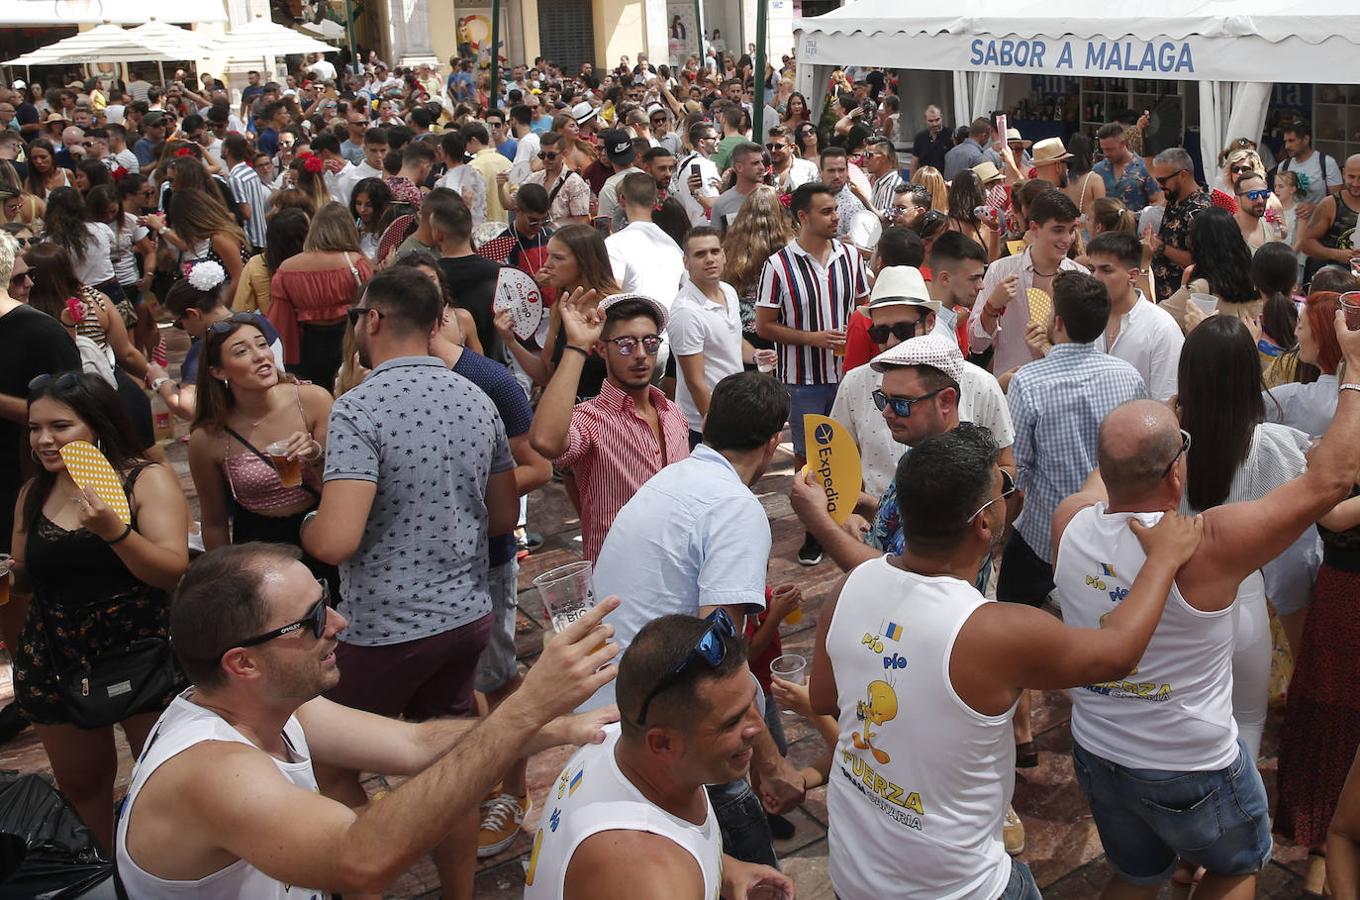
[553,380,691,562]
[1008,342,1148,563]
[870,170,904,215]
[227,162,269,250]
[755,237,870,386]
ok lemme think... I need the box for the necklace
[1031,264,1059,278]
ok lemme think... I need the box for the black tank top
[1323,195,1360,251]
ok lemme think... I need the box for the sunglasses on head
[866,320,920,344]
[603,334,661,356]
[636,608,736,725]
[235,580,331,648]
[206,312,263,337]
[28,371,81,393]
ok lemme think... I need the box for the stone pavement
[0,325,1315,898]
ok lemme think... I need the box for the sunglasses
[766,142,788,152]
[603,334,661,356]
[346,305,387,325]
[636,608,736,725]
[206,312,264,337]
[1238,188,1270,201]
[1154,170,1184,189]
[1162,428,1192,478]
[27,371,81,392]
[871,386,943,418]
[1230,165,1254,175]
[867,321,920,344]
[966,468,1018,522]
[538,151,560,161]
[235,580,331,648]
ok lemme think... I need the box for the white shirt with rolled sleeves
[831,359,1014,499]
[507,130,540,185]
[669,152,721,225]
[967,247,1088,377]
[605,221,686,310]
[667,278,746,432]
[1093,292,1184,403]
[581,444,770,712]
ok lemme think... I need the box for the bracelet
[564,344,591,357]
[1342,383,1360,394]
[150,376,171,392]
[105,523,133,545]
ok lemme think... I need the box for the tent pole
[752,0,767,143]
[157,60,165,85]
[343,0,356,76]
[489,0,501,111]
[694,0,706,71]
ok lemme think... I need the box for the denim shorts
[784,382,840,458]
[999,858,1042,900]
[1071,738,1272,885]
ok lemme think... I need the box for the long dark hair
[190,318,270,433]
[23,373,146,530]
[1188,207,1256,303]
[264,208,310,274]
[85,184,119,233]
[43,187,91,261]
[947,170,986,228]
[550,224,621,296]
[23,139,57,196]
[1067,133,1095,176]
[24,242,84,317]
[1178,315,1265,511]
[1251,241,1299,350]
[349,177,393,237]
[76,158,113,196]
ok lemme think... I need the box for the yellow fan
[59,440,131,525]
[1026,287,1054,328]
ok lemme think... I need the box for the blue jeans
[784,382,840,458]
[706,779,777,868]
[999,858,1042,900]
[1072,739,1272,885]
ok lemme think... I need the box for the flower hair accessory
[303,156,325,175]
[110,165,128,181]
[187,260,227,292]
[174,147,196,158]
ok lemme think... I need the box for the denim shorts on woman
[1071,738,1272,885]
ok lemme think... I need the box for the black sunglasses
[866,321,920,344]
[967,468,1018,522]
[346,305,387,325]
[538,151,560,160]
[206,312,265,338]
[236,580,331,648]
[1154,170,1184,189]
[636,608,736,725]
[28,371,81,393]
[872,386,944,418]
[1162,428,1192,478]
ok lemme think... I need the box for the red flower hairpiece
[303,155,325,175]
[110,165,128,181]
[174,147,195,158]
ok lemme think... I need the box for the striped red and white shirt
[554,380,691,562]
[755,238,870,386]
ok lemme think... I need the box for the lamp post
[488,0,501,111]
[752,0,767,143]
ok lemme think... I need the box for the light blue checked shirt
[1009,342,1148,563]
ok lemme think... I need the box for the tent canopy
[211,18,335,63]
[0,0,226,26]
[795,0,1360,84]
[3,22,197,66]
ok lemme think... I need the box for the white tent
[300,19,347,42]
[127,21,217,59]
[210,18,336,61]
[0,0,226,26]
[795,0,1360,168]
[3,22,196,67]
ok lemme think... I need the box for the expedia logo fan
[802,415,862,525]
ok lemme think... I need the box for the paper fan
[59,441,131,525]
[1026,288,1053,328]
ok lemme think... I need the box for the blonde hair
[722,186,795,295]
[1222,148,1266,182]
[911,166,949,217]
[1091,197,1137,234]
[304,201,364,253]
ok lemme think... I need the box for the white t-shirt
[307,59,337,82]
[73,222,117,287]
[605,221,685,308]
[669,152,720,226]
[667,278,745,431]
[1280,149,1342,205]
[111,214,150,286]
[507,130,541,185]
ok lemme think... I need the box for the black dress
[14,466,176,727]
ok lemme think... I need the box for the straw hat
[42,111,70,126]
[1005,127,1031,148]
[972,161,1004,185]
[1031,137,1073,166]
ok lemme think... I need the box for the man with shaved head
[1051,334,1360,900]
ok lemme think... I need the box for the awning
[0,0,226,26]
[795,0,1360,84]
[3,22,198,66]
[300,19,346,41]
[209,18,336,61]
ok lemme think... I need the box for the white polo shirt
[605,221,685,309]
[668,278,746,431]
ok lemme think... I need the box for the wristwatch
[150,376,171,392]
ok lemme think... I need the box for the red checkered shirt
[554,380,691,562]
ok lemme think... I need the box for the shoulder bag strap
[223,426,320,499]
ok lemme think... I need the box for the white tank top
[522,723,723,900]
[115,690,325,899]
[1054,503,1239,771]
[823,556,1013,900]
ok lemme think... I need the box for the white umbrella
[127,21,216,58]
[211,18,336,60]
[300,19,346,41]
[3,23,190,66]
[1,0,227,25]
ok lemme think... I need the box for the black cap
[600,128,635,167]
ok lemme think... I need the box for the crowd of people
[2,45,1360,900]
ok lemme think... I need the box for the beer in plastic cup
[1188,293,1218,317]
[1342,292,1360,332]
[770,654,808,714]
[265,440,303,488]
[533,561,597,633]
[754,349,777,373]
[0,555,11,607]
